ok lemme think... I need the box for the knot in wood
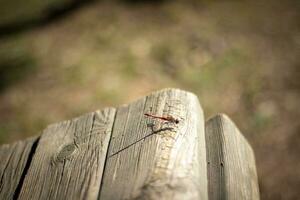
[55,143,77,163]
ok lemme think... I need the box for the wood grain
[0,89,261,200]
[205,114,260,200]
[17,108,116,200]
[100,88,208,200]
[0,137,39,200]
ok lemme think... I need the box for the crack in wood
[12,137,40,200]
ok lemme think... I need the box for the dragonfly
[144,113,180,124]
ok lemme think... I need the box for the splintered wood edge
[99,88,208,200]
[205,113,260,200]
[0,136,39,199]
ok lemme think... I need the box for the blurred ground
[0,0,299,199]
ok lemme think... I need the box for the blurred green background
[0,0,299,199]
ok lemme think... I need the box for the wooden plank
[205,114,260,200]
[100,88,208,200]
[0,136,39,200]
[17,108,116,200]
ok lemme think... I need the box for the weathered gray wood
[100,88,208,200]
[17,108,116,200]
[205,114,260,200]
[0,89,260,200]
[0,137,38,200]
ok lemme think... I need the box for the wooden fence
[0,88,259,200]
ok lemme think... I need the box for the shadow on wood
[0,88,259,200]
